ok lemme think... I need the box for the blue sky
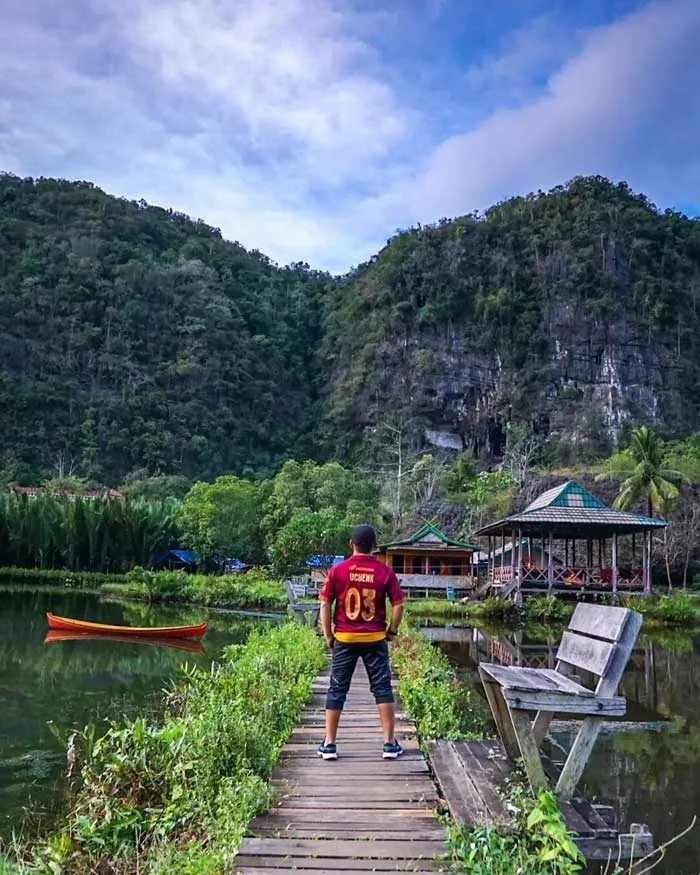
[1,0,698,272]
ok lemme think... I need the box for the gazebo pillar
[488,536,493,583]
[612,533,618,595]
[516,528,523,606]
[564,538,569,566]
[510,529,516,580]
[643,530,652,594]
[501,531,506,571]
[547,531,554,593]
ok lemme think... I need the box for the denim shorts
[326,639,394,710]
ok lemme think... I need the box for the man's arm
[387,602,404,637]
[320,600,334,648]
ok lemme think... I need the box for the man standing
[318,524,405,761]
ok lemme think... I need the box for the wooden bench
[478,603,642,801]
[284,580,320,628]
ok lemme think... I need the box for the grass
[6,622,325,874]
[622,591,700,627]
[404,596,519,624]
[0,565,288,612]
[0,566,126,587]
[392,626,490,741]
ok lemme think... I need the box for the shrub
[392,627,489,739]
[525,596,574,623]
[449,788,584,874]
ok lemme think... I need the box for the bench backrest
[555,603,642,696]
[284,579,306,603]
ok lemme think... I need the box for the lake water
[426,622,700,874]
[0,584,274,837]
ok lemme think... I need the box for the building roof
[378,521,478,552]
[474,480,667,538]
[155,549,199,565]
[306,555,345,568]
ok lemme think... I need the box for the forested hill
[0,174,333,483]
[2,173,700,486]
[325,176,700,464]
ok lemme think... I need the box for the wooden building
[474,480,666,600]
[376,522,478,595]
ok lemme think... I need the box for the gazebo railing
[489,565,644,590]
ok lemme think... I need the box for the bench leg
[555,716,603,802]
[479,671,521,762]
[508,708,548,791]
[532,711,554,746]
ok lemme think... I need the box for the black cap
[350,524,377,552]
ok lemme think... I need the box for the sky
[1,0,699,272]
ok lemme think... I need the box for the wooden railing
[488,566,644,590]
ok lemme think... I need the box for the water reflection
[0,583,274,837]
[422,621,700,874]
[43,630,207,655]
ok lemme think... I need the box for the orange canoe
[46,612,207,639]
[44,630,205,654]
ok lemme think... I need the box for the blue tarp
[154,549,199,566]
[305,554,344,568]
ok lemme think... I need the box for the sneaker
[382,739,403,759]
[317,741,338,761]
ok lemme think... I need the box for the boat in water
[44,629,206,654]
[46,612,207,639]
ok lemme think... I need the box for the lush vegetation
[0,174,332,485]
[3,623,325,874]
[0,492,178,571]
[450,787,584,874]
[326,176,700,464]
[113,567,287,611]
[392,627,489,739]
[405,595,519,623]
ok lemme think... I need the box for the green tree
[596,426,686,516]
[261,460,378,543]
[268,509,349,576]
[178,476,263,562]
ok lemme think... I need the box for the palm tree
[598,426,686,516]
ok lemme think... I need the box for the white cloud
[377,0,700,228]
[0,0,699,272]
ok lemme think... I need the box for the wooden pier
[428,738,654,863]
[233,666,450,873]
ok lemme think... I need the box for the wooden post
[547,531,554,594]
[598,539,602,568]
[510,529,516,579]
[644,530,652,595]
[488,536,493,583]
[501,531,506,569]
[516,528,523,605]
[572,539,576,567]
[528,538,533,566]
[541,534,546,569]
[632,532,636,562]
[612,533,618,596]
[565,538,569,567]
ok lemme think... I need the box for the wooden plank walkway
[428,739,654,863]
[233,665,450,874]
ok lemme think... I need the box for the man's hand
[324,634,335,649]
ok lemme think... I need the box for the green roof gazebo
[474,481,666,599]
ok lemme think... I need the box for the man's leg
[362,640,395,743]
[325,642,358,744]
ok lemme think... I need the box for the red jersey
[319,554,404,643]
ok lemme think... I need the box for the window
[429,557,441,576]
[412,556,424,574]
[391,554,404,573]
